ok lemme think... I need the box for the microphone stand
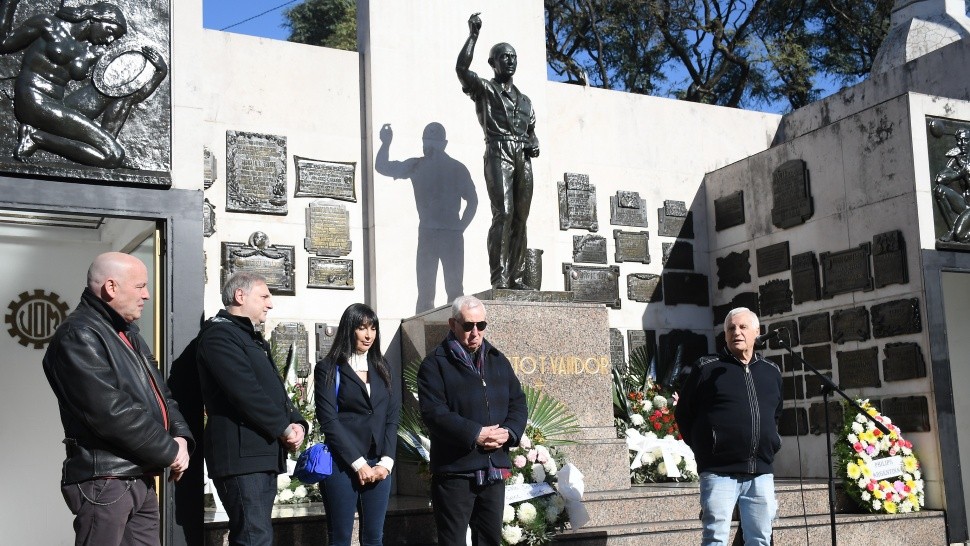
[772,333,890,546]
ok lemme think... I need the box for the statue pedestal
[401,293,630,492]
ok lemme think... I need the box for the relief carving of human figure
[933,129,970,242]
[0,0,167,168]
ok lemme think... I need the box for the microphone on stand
[755,329,780,345]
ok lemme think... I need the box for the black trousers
[61,476,159,546]
[431,474,505,546]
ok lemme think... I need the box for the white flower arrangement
[501,436,573,545]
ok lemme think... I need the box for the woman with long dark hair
[314,303,400,546]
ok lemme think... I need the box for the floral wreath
[834,399,924,514]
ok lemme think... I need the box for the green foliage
[522,384,579,446]
[283,0,357,51]
[545,0,894,111]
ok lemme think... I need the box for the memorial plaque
[658,330,708,387]
[809,401,842,436]
[305,201,352,257]
[780,407,809,436]
[572,235,607,264]
[563,263,620,308]
[756,241,791,277]
[783,375,804,400]
[831,306,870,344]
[766,320,799,349]
[627,329,647,358]
[798,312,831,345]
[791,251,821,304]
[663,272,710,306]
[758,279,792,316]
[804,372,833,398]
[613,230,650,263]
[714,190,745,231]
[610,329,626,374]
[203,198,216,238]
[558,173,598,231]
[871,298,922,338]
[820,243,873,298]
[662,242,694,270]
[802,345,832,370]
[315,323,336,362]
[610,191,649,227]
[204,146,217,189]
[657,201,694,238]
[222,233,295,296]
[627,273,662,303]
[294,157,357,201]
[836,347,880,389]
[883,342,926,382]
[270,322,310,378]
[716,250,751,289]
[308,257,354,290]
[781,352,803,373]
[712,292,760,326]
[880,396,931,432]
[872,230,908,288]
[226,130,287,215]
[771,159,814,229]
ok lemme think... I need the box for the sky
[203,0,295,41]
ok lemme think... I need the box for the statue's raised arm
[456,13,481,90]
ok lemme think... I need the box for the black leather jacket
[43,288,194,484]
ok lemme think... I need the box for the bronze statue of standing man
[457,13,539,290]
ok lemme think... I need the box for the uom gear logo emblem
[5,289,70,349]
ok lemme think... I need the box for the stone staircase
[203,480,948,545]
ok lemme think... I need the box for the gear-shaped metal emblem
[5,289,70,349]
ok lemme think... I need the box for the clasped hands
[476,424,509,451]
[279,423,306,453]
[357,463,390,486]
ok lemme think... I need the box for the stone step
[554,510,947,545]
[580,479,843,528]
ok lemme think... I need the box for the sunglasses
[459,321,487,332]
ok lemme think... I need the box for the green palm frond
[403,358,421,397]
[612,366,631,418]
[627,345,652,392]
[396,401,430,464]
[524,384,579,446]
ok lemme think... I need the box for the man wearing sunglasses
[418,295,527,545]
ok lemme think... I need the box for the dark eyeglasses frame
[459,320,487,332]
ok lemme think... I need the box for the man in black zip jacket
[675,307,782,546]
[197,272,307,545]
[43,252,193,546]
[418,295,527,546]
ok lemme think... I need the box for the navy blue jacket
[675,348,783,475]
[197,310,307,478]
[314,357,401,468]
[417,338,527,473]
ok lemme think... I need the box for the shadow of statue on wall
[376,122,477,313]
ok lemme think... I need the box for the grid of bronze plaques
[558,172,598,231]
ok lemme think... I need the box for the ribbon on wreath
[625,428,695,478]
[556,463,590,529]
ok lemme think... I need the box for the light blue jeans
[699,472,776,546]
